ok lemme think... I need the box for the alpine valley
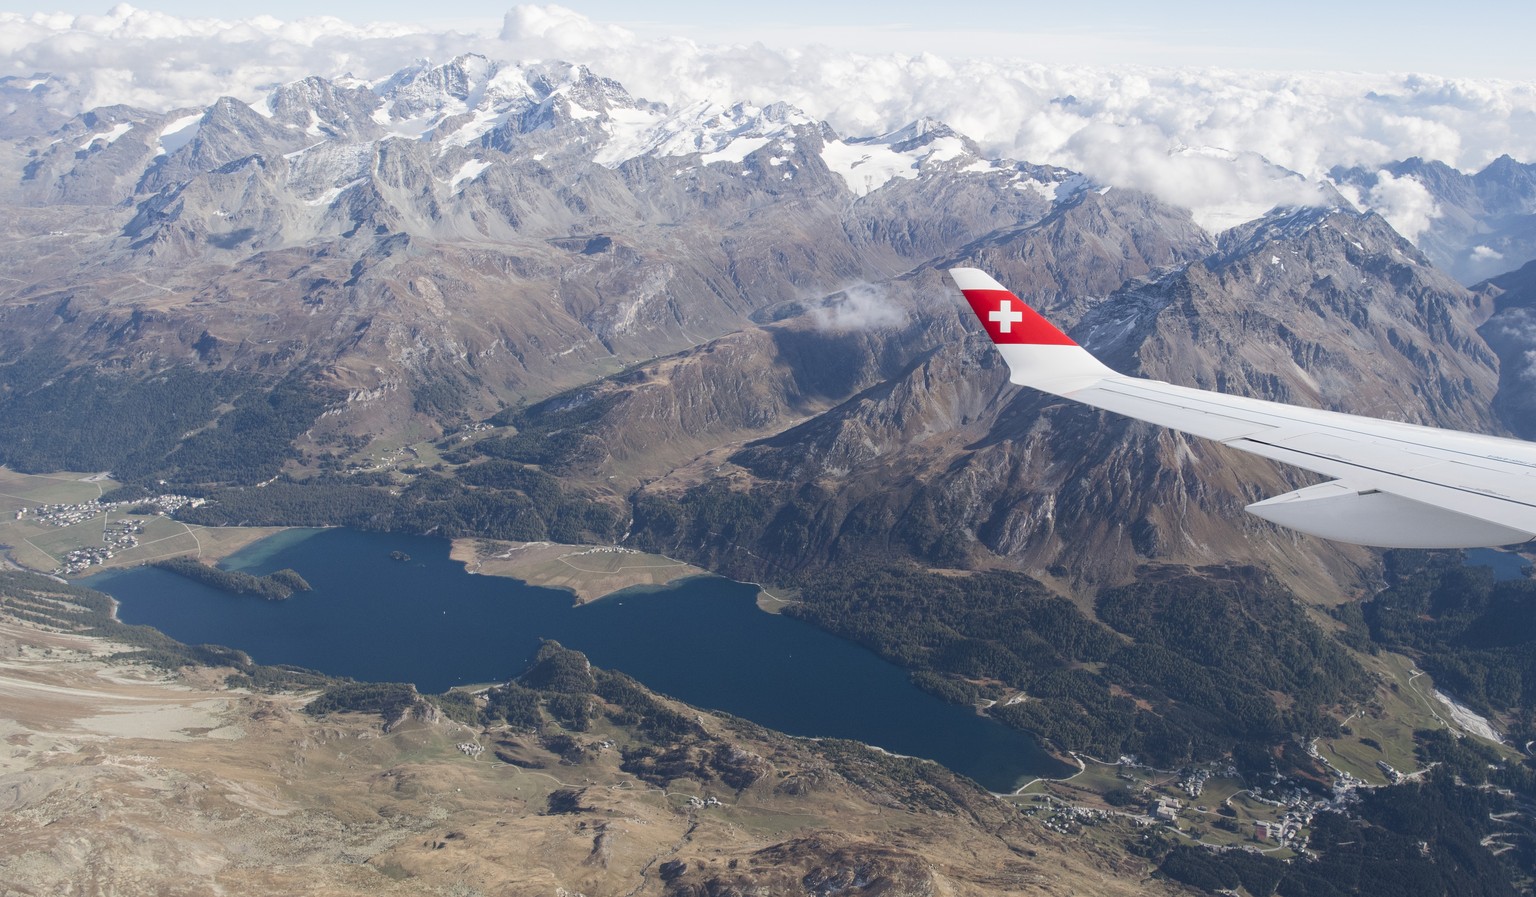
[5,52,1536,896]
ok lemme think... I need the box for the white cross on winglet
[989,298,1025,333]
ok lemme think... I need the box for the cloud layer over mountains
[6,4,1536,229]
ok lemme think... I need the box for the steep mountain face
[626,204,1501,592]
[1331,155,1536,285]
[1127,206,1498,428]
[936,186,1216,321]
[0,74,74,139]
[487,186,1212,484]
[1476,258,1536,438]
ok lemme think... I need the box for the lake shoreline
[88,526,1066,792]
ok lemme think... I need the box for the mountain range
[0,52,1532,595]
[7,48,1536,897]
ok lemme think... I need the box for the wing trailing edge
[1244,481,1532,549]
[948,267,1536,548]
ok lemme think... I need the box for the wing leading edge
[949,267,1536,548]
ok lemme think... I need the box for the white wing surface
[950,267,1536,548]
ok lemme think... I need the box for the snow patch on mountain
[78,121,132,149]
[450,158,491,193]
[701,137,769,166]
[1010,170,1091,202]
[304,178,365,207]
[591,100,806,168]
[819,121,982,196]
[438,106,515,147]
[820,139,921,196]
[157,112,203,155]
[365,55,558,146]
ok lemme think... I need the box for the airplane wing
[949,267,1536,548]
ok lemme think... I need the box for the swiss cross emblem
[989,297,1025,333]
[959,283,1074,346]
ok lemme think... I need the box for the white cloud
[808,283,906,332]
[0,4,449,110]
[7,4,1536,233]
[1472,245,1505,261]
[1361,170,1441,242]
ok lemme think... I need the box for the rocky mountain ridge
[0,54,1526,596]
[615,202,1500,591]
[0,54,1083,438]
[1332,154,1536,285]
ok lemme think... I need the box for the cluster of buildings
[104,519,144,550]
[150,494,205,514]
[570,546,644,558]
[1142,790,1313,849]
[1179,773,1206,799]
[1029,754,1346,854]
[13,494,205,575]
[54,518,151,574]
[452,422,493,442]
[1239,788,1322,849]
[14,493,204,527]
[56,545,118,575]
[16,499,114,527]
[1024,797,1109,835]
[1249,807,1309,845]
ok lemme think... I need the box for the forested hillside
[786,563,1370,767]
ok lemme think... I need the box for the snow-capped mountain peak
[592,98,812,168]
[819,118,982,196]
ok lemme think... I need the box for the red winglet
[958,287,1075,346]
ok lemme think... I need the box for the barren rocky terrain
[0,615,1176,897]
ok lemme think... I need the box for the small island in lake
[389,550,411,562]
[152,556,313,600]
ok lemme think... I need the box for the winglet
[951,268,1075,346]
[949,267,1115,395]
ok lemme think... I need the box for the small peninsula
[152,556,312,600]
[450,538,708,603]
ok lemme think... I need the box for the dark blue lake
[86,528,1069,791]
[1465,547,1531,582]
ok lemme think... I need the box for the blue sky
[2,1,1531,79]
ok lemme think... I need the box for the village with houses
[14,492,203,528]
[1015,749,1387,861]
[0,469,240,577]
[12,493,206,575]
